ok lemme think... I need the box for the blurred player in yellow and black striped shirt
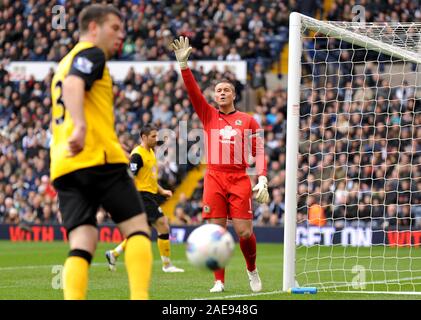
[106,125,184,273]
[50,4,152,300]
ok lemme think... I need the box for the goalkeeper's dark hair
[140,124,157,139]
[214,79,236,94]
[78,4,122,34]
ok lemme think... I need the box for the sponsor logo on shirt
[219,125,237,144]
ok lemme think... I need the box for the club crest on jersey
[204,205,211,213]
[73,56,93,74]
[235,119,242,126]
[219,125,237,144]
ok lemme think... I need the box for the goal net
[283,12,421,294]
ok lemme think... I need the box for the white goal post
[284,12,421,293]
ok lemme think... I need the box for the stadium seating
[0,0,420,230]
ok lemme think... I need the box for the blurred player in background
[105,125,184,273]
[171,36,270,293]
[50,4,152,300]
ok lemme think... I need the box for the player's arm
[249,117,270,204]
[171,36,214,123]
[64,47,106,156]
[62,75,85,156]
[129,153,143,176]
[157,184,172,199]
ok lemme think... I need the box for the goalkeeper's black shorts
[53,163,146,235]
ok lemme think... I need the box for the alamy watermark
[51,265,64,290]
[352,5,366,23]
[52,5,66,30]
[154,121,265,176]
[351,265,366,289]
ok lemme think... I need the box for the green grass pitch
[0,241,420,300]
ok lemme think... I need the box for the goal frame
[283,12,421,292]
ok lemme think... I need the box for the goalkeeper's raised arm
[171,36,215,124]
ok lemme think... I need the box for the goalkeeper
[171,36,269,293]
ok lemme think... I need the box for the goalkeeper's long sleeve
[181,68,216,125]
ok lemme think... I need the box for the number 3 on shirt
[53,80,66,125]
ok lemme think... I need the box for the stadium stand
[0,0,420,231]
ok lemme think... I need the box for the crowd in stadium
[297,64,421,230]
[0,0,421,230]
[0,0,294,71]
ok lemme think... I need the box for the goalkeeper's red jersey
[181,68,267,176]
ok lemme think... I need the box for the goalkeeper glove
[171,36,192,70]
[252,176,270,204]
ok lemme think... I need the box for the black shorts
[53,164,145,234]
[140,191,164,226]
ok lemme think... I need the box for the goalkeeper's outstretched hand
[171,36,192,70]
[252,176,270,204]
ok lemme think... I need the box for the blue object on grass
[288,287,317,294]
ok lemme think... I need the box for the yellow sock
[125,234,152,300]
[112,239,127,257]
[158,236,171,266]
[63,256,89,300]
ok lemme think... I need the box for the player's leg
[232,218,261,292]
[229,173,262,292]
[232,218,256,270]
[140,192,184,272]
[153,215,184,272]
[203,170,229,292]
[208,217,228,292]
[101,164,152,300]
[117,214,152,300]
[53,171,99,300]
[64,225,98,299]
[104,191,155,271]
[105,239,127,271]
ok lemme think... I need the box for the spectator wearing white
[334,181,348,206]
[1,197,13,220]
[213,3,230,24]
[226,47,241,61]
[395,80,414,107]
[125,84,139,102]
[4,207,20,224]
[248,13,263,32]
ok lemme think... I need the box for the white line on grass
[193,290,284,300]
[193,276,421,299]
[0,260,172,271]
[0,262,105,271]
